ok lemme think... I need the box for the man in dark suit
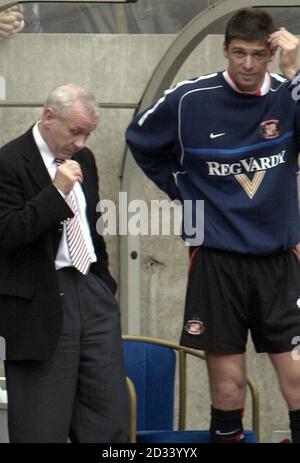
[0,83,128,443]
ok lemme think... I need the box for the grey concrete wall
[0,33,295,442]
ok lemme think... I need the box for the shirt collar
[32,122,56,169]
[223,69,271,96]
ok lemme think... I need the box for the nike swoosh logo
[210,132,226,139]
[215,428,241,436]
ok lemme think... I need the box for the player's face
[224,39,274,92]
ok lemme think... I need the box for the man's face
[42,101,98,160]
[224,39,274,92]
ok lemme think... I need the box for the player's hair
[224,8,275,48]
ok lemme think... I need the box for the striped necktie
[55,159,92,275]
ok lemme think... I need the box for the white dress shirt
[32,122,97,270]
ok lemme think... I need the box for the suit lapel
[21,128,52,191]
[79,159,90,199]
[20,131,96,208]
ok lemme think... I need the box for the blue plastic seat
[123,336,259,443]
[137,430,257,443]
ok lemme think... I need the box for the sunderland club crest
[260,119,282,139]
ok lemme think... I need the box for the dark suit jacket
[0,127,116,360]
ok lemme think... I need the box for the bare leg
[269,351,300,443]
[206,352,247,409]
[268,351,300,411]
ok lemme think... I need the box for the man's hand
[268,27,299,80]
[53,160,83,195]
[0,7,24,39]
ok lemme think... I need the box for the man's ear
[43,107,55,128]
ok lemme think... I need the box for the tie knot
[55,158,65,166]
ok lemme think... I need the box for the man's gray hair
[44,83,99,119]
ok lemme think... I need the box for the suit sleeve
[126,93,182,201]
[86,153,117,294]
[0,159,72,250]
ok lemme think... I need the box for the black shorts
[180,247,300,354]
